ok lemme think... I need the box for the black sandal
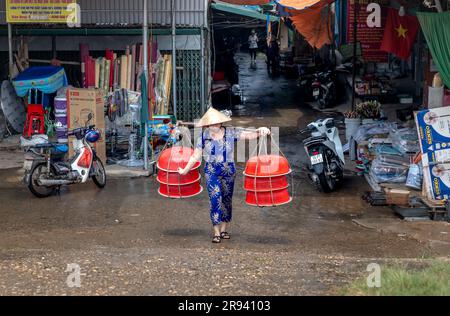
[212,236,221,243]
[220,232,231,240]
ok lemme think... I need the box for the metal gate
[175,50,203,121]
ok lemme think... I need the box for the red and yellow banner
[6,0,78,24]
[380,8,420,60]
[346,0,389,62]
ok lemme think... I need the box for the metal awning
[212,1,279,22]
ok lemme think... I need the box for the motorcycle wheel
[326,85,337,108]
[318,95,327,109]
[317,171,336,193]
[318,87,327,109]
[28,163,56,198]
[333,172,344,190]
[92,158,107,188]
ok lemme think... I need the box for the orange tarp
[277,0,322,10]
[289,2,333,49]
[216,0,334,49]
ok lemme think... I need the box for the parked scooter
[312,70,337,109]
[297,69,316,102]
[23,113,106,198]
[300,118,345,193]
[300,63,351,108]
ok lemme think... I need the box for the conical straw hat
[195,107,232,127]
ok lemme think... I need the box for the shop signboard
[346,0,389,63]
[6,0,79,24]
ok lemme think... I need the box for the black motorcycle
[312,70,337,109]
[297,65,322,102]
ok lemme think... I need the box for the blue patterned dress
[196,127,242,226]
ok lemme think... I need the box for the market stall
[0,0,209,172]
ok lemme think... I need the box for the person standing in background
[267,35,279,76]
[248,30,259,67]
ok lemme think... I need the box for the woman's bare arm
[178,148,202,175]
[240,127,271,140]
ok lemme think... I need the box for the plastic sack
[390,127,419,154]
[56,85,73,98]
[375,154,410,166]
[353,122,397,142]
[370,156,409,183]
[373,144,403,156]
[406,163,423,190]
[20,134,48,147]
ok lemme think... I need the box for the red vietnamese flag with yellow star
[380,8,420,60]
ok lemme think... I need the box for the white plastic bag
[20,134,48,147]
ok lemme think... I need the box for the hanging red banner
[346,0,389,63]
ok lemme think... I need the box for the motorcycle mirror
[85,113,93,127]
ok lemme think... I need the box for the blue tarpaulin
[12,66,68,97]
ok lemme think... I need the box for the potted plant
[355,100,381,124]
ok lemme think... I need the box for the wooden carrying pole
[27,58,80,66]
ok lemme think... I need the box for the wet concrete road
[0,53,444,295]
[0,160,433,295]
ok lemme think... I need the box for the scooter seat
[33,143,55,149]
[303,136,326,146]
[32,143,68,153]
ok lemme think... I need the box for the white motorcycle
[300,118,345,193]
[23,114,106,198]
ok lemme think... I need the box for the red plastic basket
[158,181,203,199]
[244,154,291,177]
[245,188,292,207]
[244,174,289,191]
[157,146,201,172]
[157,169,201,185]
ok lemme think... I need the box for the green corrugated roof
[212,1,279,22]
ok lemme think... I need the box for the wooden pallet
[362,171,449,221]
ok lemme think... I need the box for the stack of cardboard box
[415,106,450,200]
[66,88,106,163]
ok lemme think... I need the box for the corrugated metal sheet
[0,0,208,27]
